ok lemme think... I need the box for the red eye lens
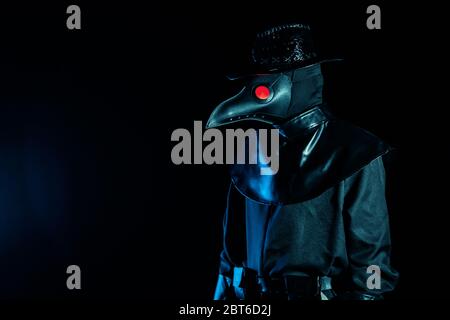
[254,85,271,100]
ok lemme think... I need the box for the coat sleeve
[342,156,399,298]
[213,183,246,300]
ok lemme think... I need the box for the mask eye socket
[254,85,271,101]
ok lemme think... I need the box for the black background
[0,0,447,302]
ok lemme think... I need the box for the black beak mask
[206,63,324,132]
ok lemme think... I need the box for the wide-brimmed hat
[227,23,341,80]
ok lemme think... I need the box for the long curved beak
[206,74,291,129]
